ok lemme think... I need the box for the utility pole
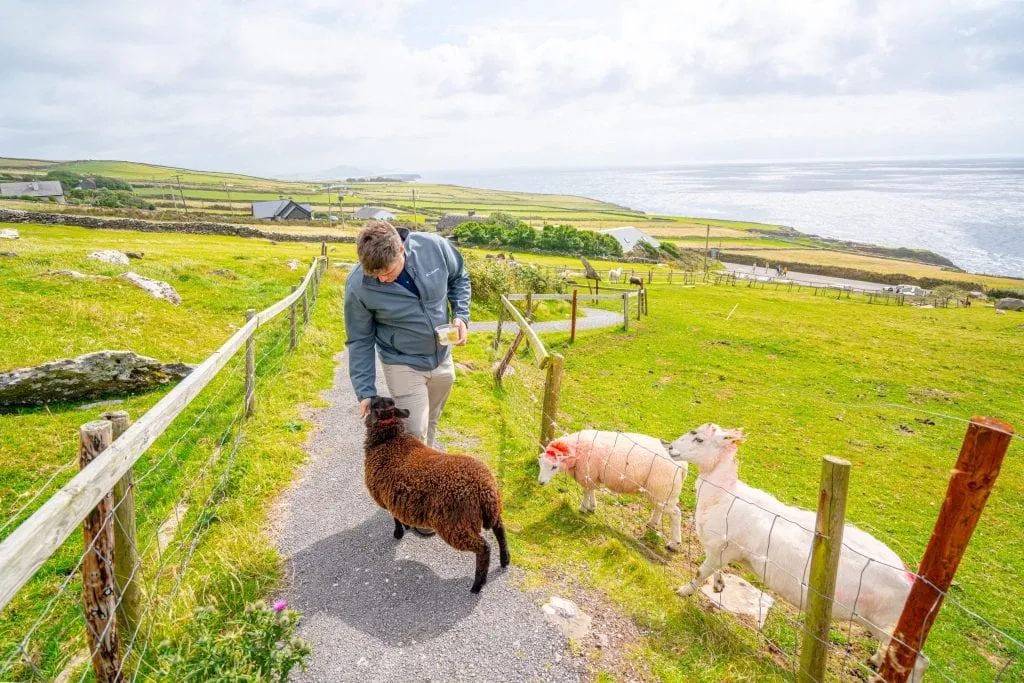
[174,175,190,219]
[704,223,710,273]
[412,187,417,222]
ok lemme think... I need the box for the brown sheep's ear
[396,408,411,418]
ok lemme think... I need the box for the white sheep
[538,431,688,551]
[608,268,623,283]
[669,424,927,681]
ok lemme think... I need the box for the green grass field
[441,280,1024,681]
[0,223,349,679]
[2,220,1022,680]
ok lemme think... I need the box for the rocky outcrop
[0,351,194,410]
[120,272,182,305]
[87,249,130,266]
[0,252,17,257]
[126,251,144,259]
[210,269,238,280]
[45,269,110,280]
[0,208,354,245]
[996,298,1024,311]
[287,259,299,271]
[0,229,18,239]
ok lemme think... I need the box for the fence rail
[0,253,328,680]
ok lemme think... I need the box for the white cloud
[0,0,1021,174]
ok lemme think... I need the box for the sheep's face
[669,423,745,467]
[537,441,574,484]
[366,396,410,428]
[537,454,560,484]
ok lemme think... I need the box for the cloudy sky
[1,0,1022,176]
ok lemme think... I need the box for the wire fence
[490,303,1022,682]
[0,256,327,681]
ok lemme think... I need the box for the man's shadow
[287,508,484,645]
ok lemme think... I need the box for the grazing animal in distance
[628,276,644,288]
[608,268,623,283]
[363,396,510,593]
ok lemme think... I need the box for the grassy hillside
[2,220,1022,679]
[443,280,1024,681]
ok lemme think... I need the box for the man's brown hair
[356,221,402,273]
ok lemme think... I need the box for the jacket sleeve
[343,282,378,401]
[441,238,471,324]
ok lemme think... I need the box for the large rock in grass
[87,249,130,266]
[995,298,1024,311]
[0,229,19,239]
[0,351,194,410]
[45,269,110,280]
[120,272,182,305]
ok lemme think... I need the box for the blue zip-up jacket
[344,228,471,401]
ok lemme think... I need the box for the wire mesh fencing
[489,310,1022,682]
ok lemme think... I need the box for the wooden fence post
[289,286,297,350]
[494,330,525,385]
[492,305,504,351]
[878,417,1014,683]
[540,353,564,446]
[798,456,851,683]
[570,289,578,343]
[245,309,256,418]
[622,293,630,331]
[302,279,310,324]
[102,411,141,646]
[636,291,642,320]
[79,420,122,683]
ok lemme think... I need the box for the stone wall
[0,208,355,244]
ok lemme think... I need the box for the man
[344,220,470,451]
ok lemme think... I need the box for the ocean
[421,158,1024,278]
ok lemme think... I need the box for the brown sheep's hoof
[393,518,406,540]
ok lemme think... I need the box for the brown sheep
[628,276,644,288]
[363,396,510,593]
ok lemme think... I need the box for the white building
[598,227,660,253]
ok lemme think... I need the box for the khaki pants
[381,356,455,448]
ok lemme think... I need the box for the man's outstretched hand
[360,398,371,418]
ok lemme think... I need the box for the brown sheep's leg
[393,517,406,540]
[438,527,491,593]
[493,519,511,567]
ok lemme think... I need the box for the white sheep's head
[537,440,577,484]
[669,424,746,470]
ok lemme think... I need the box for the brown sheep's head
[366,396,410,428]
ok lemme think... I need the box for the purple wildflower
[272,600,287,612]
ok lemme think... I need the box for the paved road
[471,306,622,334]
[277,353,582,683]
[721,261,890,292]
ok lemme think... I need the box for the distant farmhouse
[598,227,660,254]
[437,212,487,233]
[77,178,97,190]
[353,206,396,221]
[251,199,313,220]
[0,180,65,203]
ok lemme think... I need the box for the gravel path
[277,353,583,683]
[471,306,621,334]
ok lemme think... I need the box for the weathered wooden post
[494,330,525,385]
[302,278,310,324]
[636,291,642,320]
[289,285,297,350]
[245,309,256,418]
[492,305,504,351]
[79,420,122,683]
[798,456,851,683]
[540,353,564,446]
[622,293,630,331]
[570,289,578,343]
[102,411,141,646]
[648,270,653,284]
[878,417,1014,683]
